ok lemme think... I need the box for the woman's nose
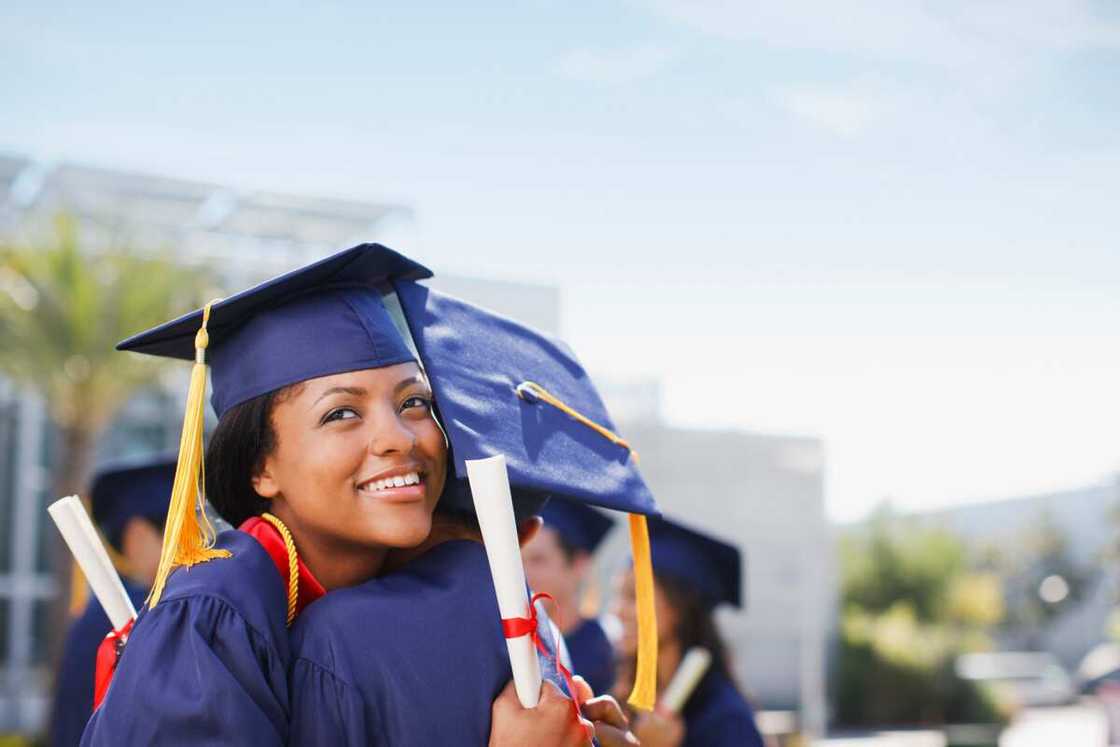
[368,410,417,456]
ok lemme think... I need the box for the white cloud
[556,43,676,85]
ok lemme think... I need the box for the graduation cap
[540,499,615,554]
[89,453,177,552]
[649,516,742,609]
[390,280,662,710]
[117,243,431,607]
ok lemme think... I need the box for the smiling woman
[208,365,447,592]
[78,243,600,747]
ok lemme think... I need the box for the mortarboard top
[391,279,663,710]
[649,516,742,609]
[90,453,177,552]
[117,243,431,417]
[540,499,615,554]
[392,280,657,518]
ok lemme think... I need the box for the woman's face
[253,362,448,555]
[612,569,678,656]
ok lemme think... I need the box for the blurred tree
[832,509,1004,728]
[982,512,1096,648]
[0,216,211,654]
[0,216,210,499]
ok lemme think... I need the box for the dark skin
[252,364,447,590]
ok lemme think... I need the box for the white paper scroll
[660,647,712,714]
[466,454,543,708]
[48,495,138,630]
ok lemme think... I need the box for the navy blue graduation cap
[649,516,742,609]
[118,243,431,417]
[89,453,177,552]
[116,243,432,608]
[390,280,662,710]
[391,280,655,517]
[541,499,615,554]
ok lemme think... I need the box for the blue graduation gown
[49,579,147,747]
[289,540,574,746]
[80,531,291,746]
[565,617,615,697]
[681,670,764,747]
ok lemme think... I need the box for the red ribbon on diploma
[92,617,134,710]
[501,592,588,733]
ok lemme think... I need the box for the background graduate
[49,454,173,747]
[289,279,660,746]
[614,516,766,747]
[524,499,618,696]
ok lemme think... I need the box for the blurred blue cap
[393,280,658,518]
[116,244,431,416]
[90,453,177,552]
[649,516,742,609]
[541,499,615,553]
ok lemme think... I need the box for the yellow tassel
[627,513,658,711]
[147,301,231,608]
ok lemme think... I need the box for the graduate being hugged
[288,279,664,746]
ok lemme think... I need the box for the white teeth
[361,472,422,492]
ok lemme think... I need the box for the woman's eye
[401,395,432,413]
[323,407,359,424]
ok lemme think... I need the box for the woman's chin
[364,514,432,549]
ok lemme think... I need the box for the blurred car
[1076,642,1120,694]
[955,651,1076,709]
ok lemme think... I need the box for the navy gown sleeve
[50,582,147,747]
[80,533,290,746]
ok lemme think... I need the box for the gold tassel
[147,301,231,608]
[627,513,658,711]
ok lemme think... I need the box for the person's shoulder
[148,530,287,634]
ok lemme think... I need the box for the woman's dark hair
[205,388,288,527]
[657,573,738,687]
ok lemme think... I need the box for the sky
[3,0,1119,521]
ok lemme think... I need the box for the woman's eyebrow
[393,374,429,395]
[311,386,367,408]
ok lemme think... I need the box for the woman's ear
[251,456,280,499]
[517,516,543,548]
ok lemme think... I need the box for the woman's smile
[356,465,428,503]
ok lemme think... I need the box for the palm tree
[0,214,212,651]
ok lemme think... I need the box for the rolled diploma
[466,455,543,708]
[660,647,712,713]
[48,495,137,631]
